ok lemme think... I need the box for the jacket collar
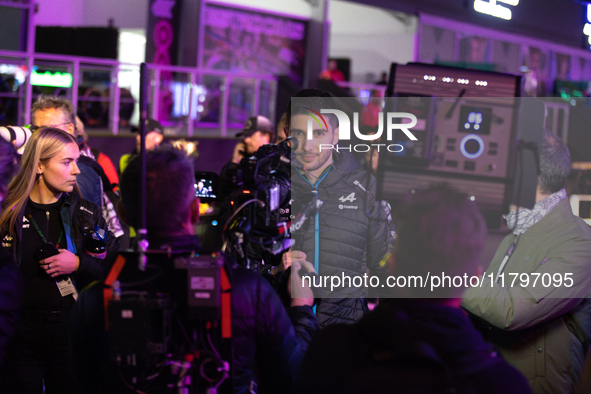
[293,150,360,188]
[521,198,573,236]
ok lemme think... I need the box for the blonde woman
[0,127,119,394]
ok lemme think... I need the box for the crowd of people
[0,90,589,394]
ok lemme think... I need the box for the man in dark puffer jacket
[288,89,393,327]
[70,148,318,393]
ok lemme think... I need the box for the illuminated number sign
[473,0,519,20]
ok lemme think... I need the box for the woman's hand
[40,249,80,277]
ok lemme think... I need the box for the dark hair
[394,185,486,288]
[0,138,17,199]
[538,129,571,194]
[120,147,195,236]
[285,88,339,134]
[31,96,77,126]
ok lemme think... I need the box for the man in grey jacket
[463,130,591,393]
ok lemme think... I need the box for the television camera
[219,138,294,270]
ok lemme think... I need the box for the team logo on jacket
[22,216,29,229]
[339,193,356,203]
[339,193,358,209]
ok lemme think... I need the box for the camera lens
[0,126,32,149]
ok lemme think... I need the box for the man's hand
[289,257,315,308]
[40,249,80,278]
[271,249,305,275]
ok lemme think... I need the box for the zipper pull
[46,211,50,221]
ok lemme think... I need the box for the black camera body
[219,139,292,268]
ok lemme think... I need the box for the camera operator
[231,116,275,164]
[70,147,319,394]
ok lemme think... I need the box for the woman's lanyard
[27,213,64,248]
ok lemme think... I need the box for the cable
[174,311,194,350]
[118,373,148,394]
[200,358,219,383]
[192,324,228,389]
[222,198,264,243]
[214,368,228,389]
[207,329,222,361]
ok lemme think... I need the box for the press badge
[56,277,78,300]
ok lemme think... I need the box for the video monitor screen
[195,172,218,200]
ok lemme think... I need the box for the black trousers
[0,309,77,394]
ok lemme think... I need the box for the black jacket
[291,150,392,327]
[1,192,120,291]
[296,300,532,394]
[70,235,319,394]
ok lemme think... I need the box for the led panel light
[30,71,73,88]
[474,0,513,20]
